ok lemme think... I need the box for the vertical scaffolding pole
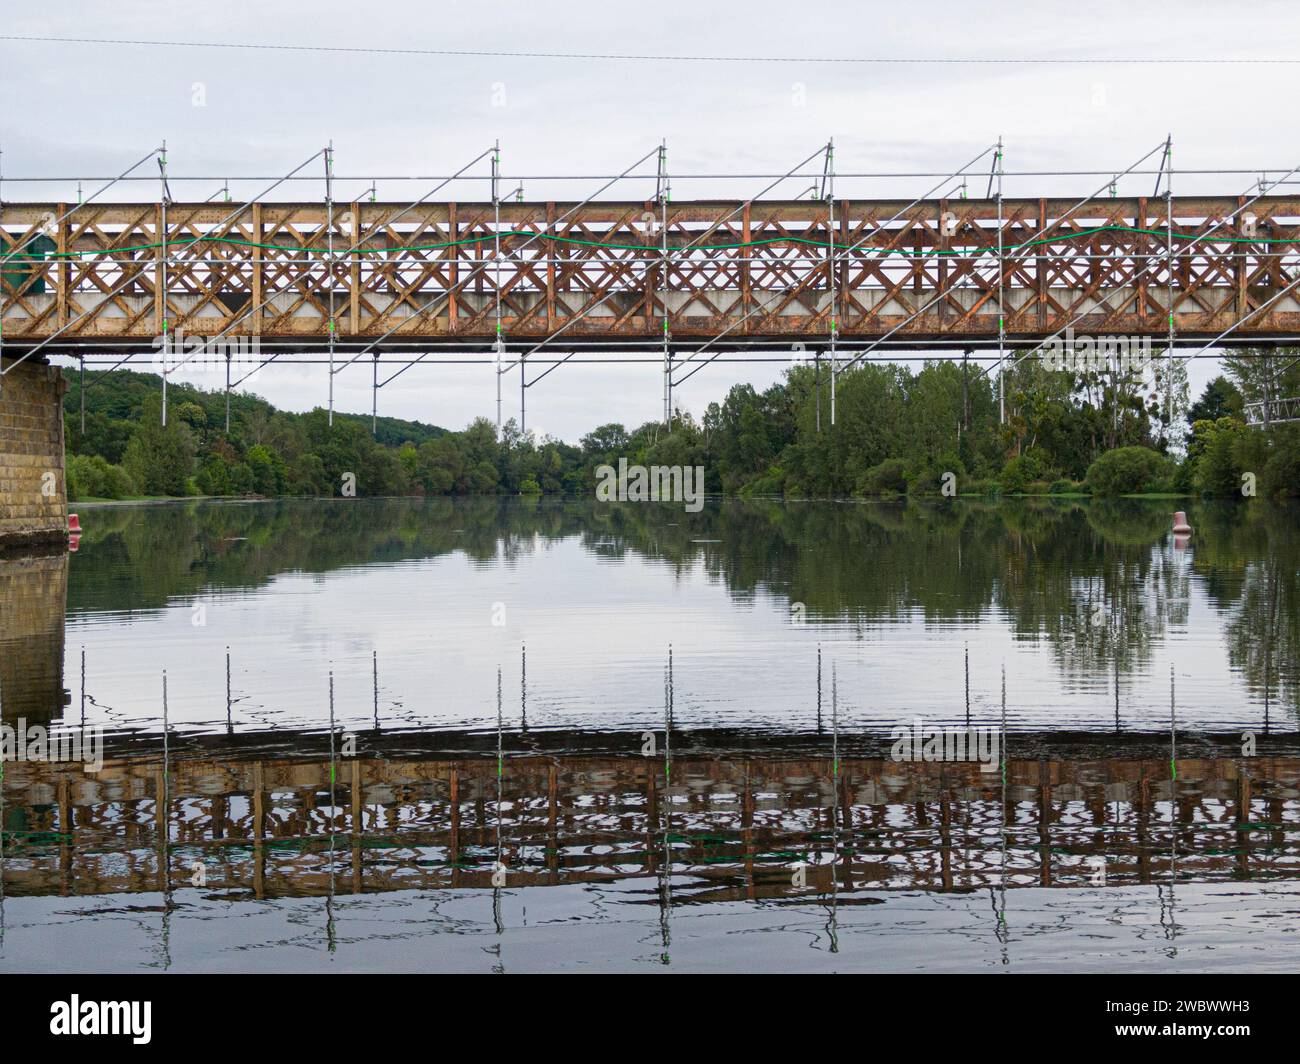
[827,139,839,427]
[160,669,170,893]
[496,338,503,434]
[997,662,1008,941]
[495,663,504,907]
[224,350,231,432]
[493,143,502,433]
[160,141,169,426]
[1164,135,1175,441]
[371,352,378,434]
[996,137,1005,425]
[327,667,337,950]
[827,141,838,426]
[814,352,821,433]
[961,348,969,432]
[79,355,85,434]
[325,142,336,426]
[491,142,509,433]
[659,141,672,427]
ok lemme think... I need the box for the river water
[1,495,1298,971]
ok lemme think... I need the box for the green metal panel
[2,232,56,296]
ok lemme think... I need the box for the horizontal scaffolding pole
[58,348,1270,369]
[6,167,1300,183]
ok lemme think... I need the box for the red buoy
[68,513,82,534]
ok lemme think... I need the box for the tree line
[62,347,1300,501]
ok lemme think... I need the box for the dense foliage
[61,349,1300,501]
[1084,446,1175,496]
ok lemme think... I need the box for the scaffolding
[1245,396,1300,425]
[4,139,1300,430]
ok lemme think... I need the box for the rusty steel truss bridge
[3,138,1300,428]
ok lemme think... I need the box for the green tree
[1191,418,1246,496]
[1085,446,1174,495]
[1187,375,1243,425]
[122,396,196,495]
[246,444,286,495]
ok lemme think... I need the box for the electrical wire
[4,34,1298,65]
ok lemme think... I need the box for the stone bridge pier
[0,355,68,548]
[0,355,70,723]
[0,547,69,724]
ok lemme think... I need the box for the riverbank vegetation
[63,350,1300,501]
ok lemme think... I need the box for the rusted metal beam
[3,196,1298,350]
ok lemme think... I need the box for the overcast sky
[4,1,1298,439]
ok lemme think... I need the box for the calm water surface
[19,495,1300,734]
[1,496,1298,971]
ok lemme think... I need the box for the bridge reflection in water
[3,734,1299,903]
[0,548,68,724]
[4,504,1300,931]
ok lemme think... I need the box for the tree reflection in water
[53,496,1299,718]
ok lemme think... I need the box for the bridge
[3,195,1299,360]
[4,145,1300,542]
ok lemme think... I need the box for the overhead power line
[2,34,1298,65]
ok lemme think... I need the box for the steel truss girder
[4,195,1300,350]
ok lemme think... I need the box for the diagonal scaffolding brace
[1,145,164,396]
[520,141,833,430]
[671,140,1002,415]
[839,138,1172,410]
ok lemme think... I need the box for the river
[1,495,1297,971]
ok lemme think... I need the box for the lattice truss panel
[3,196,1300,346]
